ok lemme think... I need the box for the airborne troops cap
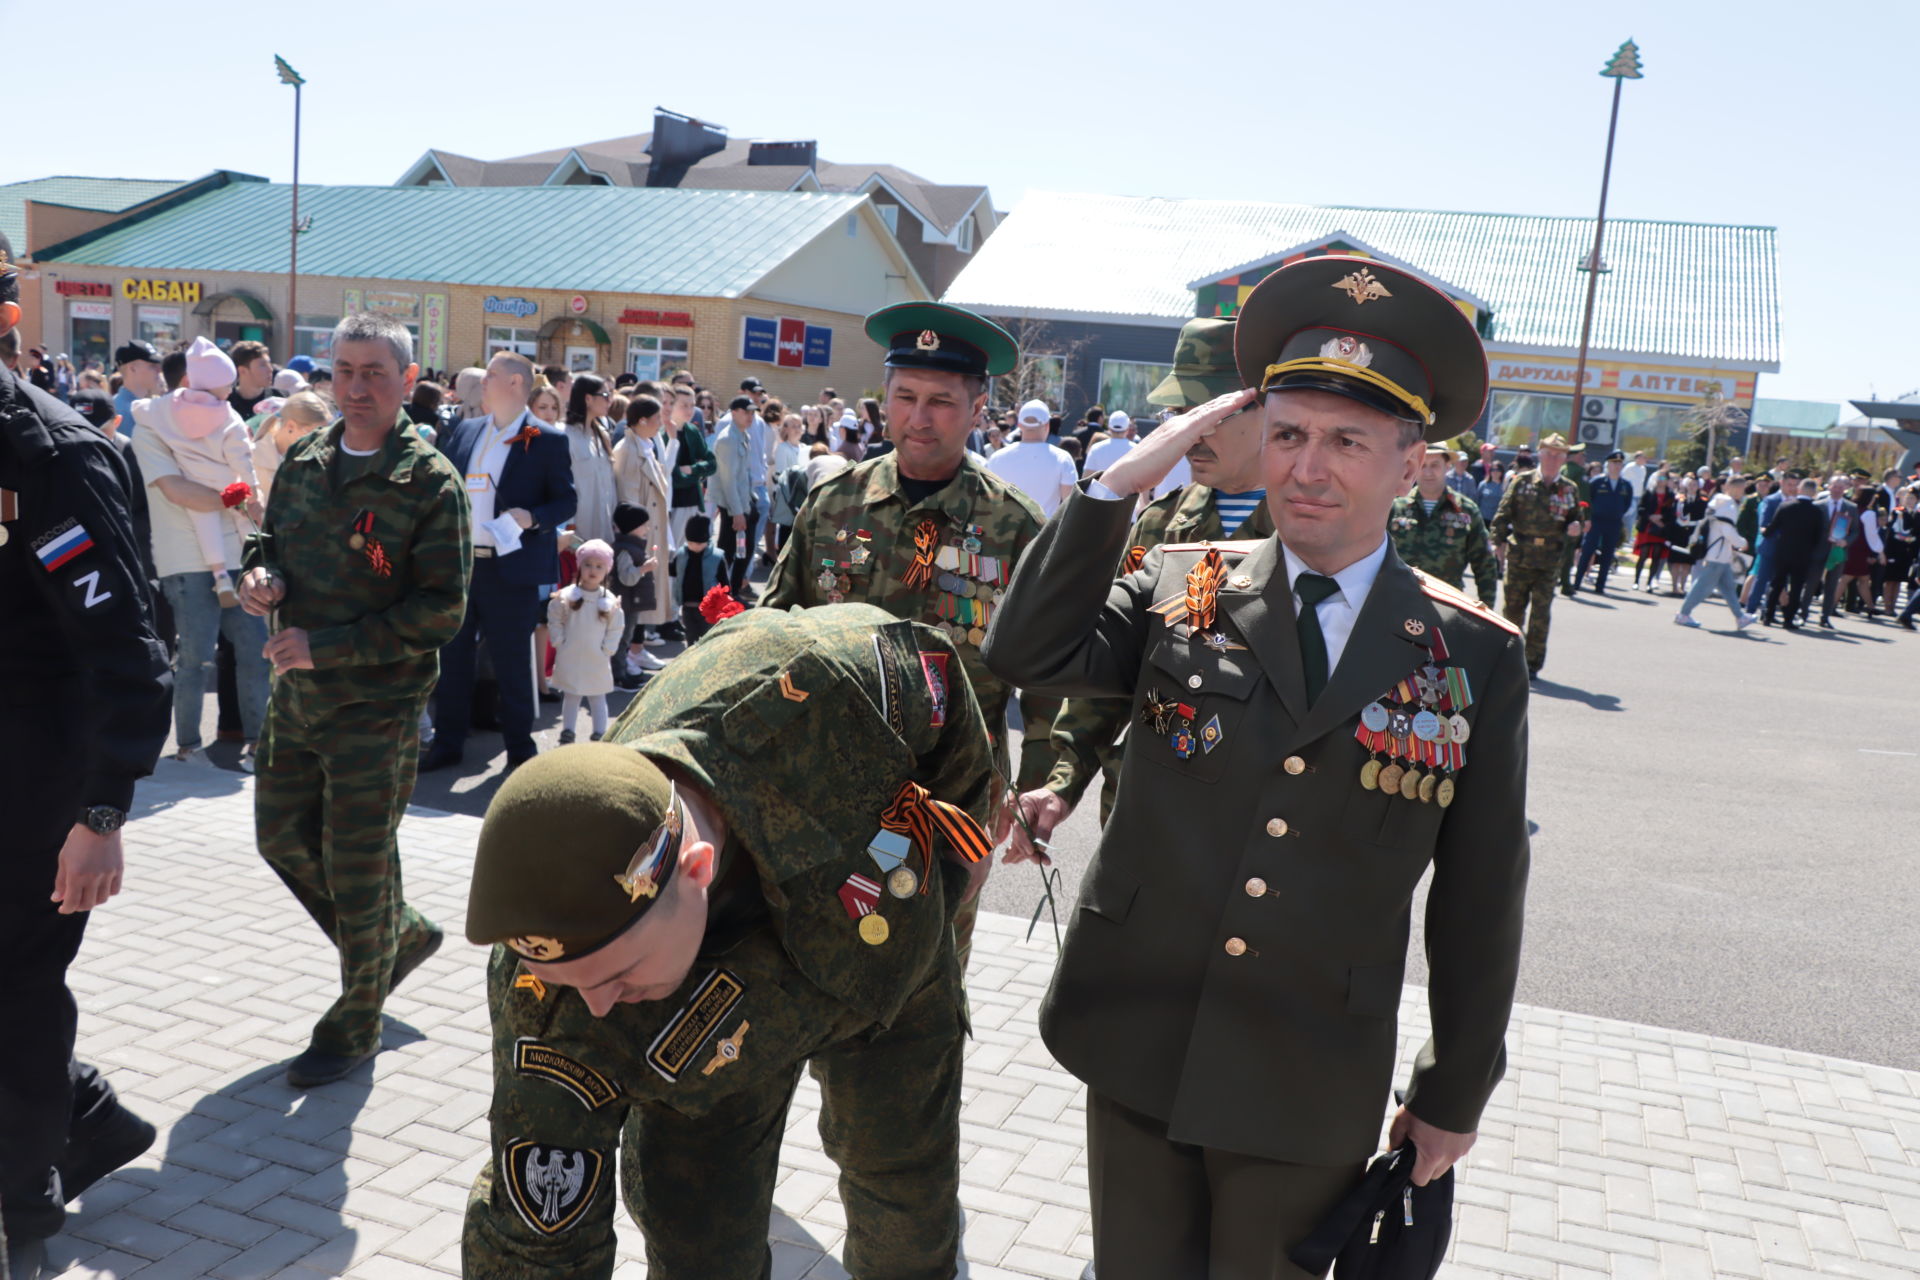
[864,301,1019,379]
[1234,256,1488,442]
[467,744,685,963]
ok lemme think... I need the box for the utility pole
[275,55,306,364]
[1566,40,1643,447]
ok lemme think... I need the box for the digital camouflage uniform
[1490,467,1582,673]
[1045,483,1274,821]
[1387,487,1499,608]
[762,450,1055,962]
[461,605,993,1280]
[245,414,471,1058]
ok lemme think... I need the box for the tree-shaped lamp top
[1601,40,1643,79]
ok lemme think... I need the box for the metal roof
[0,175,191,251]
[37,183,873,298]
[943,191,1780,367]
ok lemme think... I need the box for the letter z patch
[513,1039,618,1112]
[503,1139,604,1236]
[646,969,744,1082]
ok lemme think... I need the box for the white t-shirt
[985,439,1078,517]
[132,397,247,578]
[1084,435,1136,475]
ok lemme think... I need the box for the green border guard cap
[467,744,683,964]
[1233,256,1488,442]
[1148,316,1241,409]
[865,301,1018,378]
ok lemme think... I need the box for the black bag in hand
[1286,1140,1452,1280]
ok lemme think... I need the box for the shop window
[487,326,538,359]
[1617,401,1690,459]
[1488,391,1573,448]
[68,303,113,371]
[137,306,183,350]
[627,334,691,381]
[293,314,338,363]
[1097,359,1172,419]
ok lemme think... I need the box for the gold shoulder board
[1410,568,1522,637]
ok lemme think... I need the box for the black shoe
[1902,616,1916,631]
[557,729,576,745]
[57,1102,156,1205]
[613,673,644,691]
[391,926,444,995]
[7,1235,47,1280]
[1527,666,1541,680]
[589,731,603,742]
[287,1046,378,1088]
[419,743,464,773]
[504,748,538,775]
[538,686,562,703]
[1819,617,1835,629]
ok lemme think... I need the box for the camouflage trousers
[1502,553,1562,672]
[256,682,436,1057]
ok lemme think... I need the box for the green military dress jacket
[982,490,1531,1166]
[463,606,992,1274]
[1047,483,1274,808]
[245,415,471,705]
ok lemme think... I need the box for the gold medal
[887,866,918,898]
[349,533,366,550]
[859,914,890,946]
[1436,777,1456,808]
[1398,767,1421,801]
[1377,763,1405,795]
[1359,759,1382,790]
[0,525,8,547]
[1418,772,1437,804]
[967,626,986,647]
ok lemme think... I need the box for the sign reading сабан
[121,278,201,304]
[741,316,831,369]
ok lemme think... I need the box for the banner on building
[422,294,447,369]
[741,315,832,369]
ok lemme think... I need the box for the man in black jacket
[1764,478,1825,629]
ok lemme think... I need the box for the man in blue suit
[422,352,575,773]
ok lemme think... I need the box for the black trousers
[434,557,541,755]
[1085,1091,1363,1280]
[717,503,761,593]
[1778,557,1819,623]
[0,693,122,1245]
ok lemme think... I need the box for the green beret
[467,743,682,962]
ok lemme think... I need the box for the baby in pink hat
[131,336,262,606]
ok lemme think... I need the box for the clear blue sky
[10,0,1911,411]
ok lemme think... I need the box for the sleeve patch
[503,1140,605,1236]
[34,519,95,571]
[646,969,745,1083]
[513,1039,619,1111]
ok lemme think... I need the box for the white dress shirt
[1280,537,1390,674]
[468,411,527,549]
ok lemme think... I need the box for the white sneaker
[1673,613,1701,628]
[1737,613,1758,631]
[634,650,669,671]
[172,746,215,766]
[642,633,666,648]
[238,743,257,773]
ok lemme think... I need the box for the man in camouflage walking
[1389,443,1499,606]
[461,605,993,1280]
[238,313,471,1087]
[1490,431,1585,679]
[1003,317,1271,855]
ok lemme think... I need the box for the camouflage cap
[467,744,683,962]
[1147,316,1241,409]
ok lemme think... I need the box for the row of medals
[1356,662,1471,808]
[930,526,1004,649]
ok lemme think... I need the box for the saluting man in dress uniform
[1490,432,1585,679]
[983,256,1532,1279]
[1008,316,1273,846]
[764,302,1058,963]
[1389,443,1500,607]
[461,604,994,1280]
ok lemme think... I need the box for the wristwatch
[81,805,127,834]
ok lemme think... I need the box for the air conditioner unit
[1576,395,1619,448]
[1576,419,1617,447]
[1579,395,1618,423]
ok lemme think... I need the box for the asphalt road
[183,567,1920,1071]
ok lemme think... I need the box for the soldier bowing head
[469,744,718,1017]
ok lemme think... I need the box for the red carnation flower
[221,481,253,509]
[699,584,746,625]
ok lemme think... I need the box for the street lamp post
[1566,40,1643,448]
[275,55,306,365]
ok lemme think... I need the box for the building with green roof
[943,190,1781,458]
[29,181,930,395]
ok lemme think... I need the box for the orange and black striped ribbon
[879,779,993,893]
[902,519,939,589]
[1121,545,1148,575]
[1184,549,1227,632]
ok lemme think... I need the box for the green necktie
[1295,573,1341,705]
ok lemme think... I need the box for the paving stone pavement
[35,760,1920,1278]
